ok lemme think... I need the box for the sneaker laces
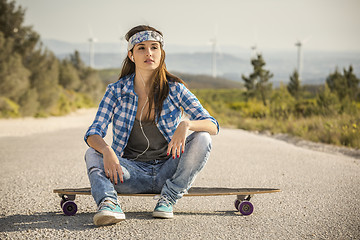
[97,201,116,211]
[154,195,172,207]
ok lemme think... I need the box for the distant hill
[173,72,243,89]
[98,69,242,89]
[57,51,250,83]
[45,39,360,86]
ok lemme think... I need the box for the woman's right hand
[102,146,124,185]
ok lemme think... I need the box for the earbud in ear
[131,56,134,61]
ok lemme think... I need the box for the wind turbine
[295,36,311,80]
[251,44,258,59]
[251,27,259,59]
[210,38,217,78]
[88,25,97,68]
[209,24,220,78]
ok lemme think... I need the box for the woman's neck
[134,69,153,95]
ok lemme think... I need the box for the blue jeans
[85,132,212,206]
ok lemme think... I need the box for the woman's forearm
[182,119,218,135]
[87,134,112,154]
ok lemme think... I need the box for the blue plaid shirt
[84,73,219,157]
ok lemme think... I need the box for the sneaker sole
[152,211,174,219]
[93,211,126,226]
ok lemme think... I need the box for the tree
[326,68,348,101]
[78,68,104,103]
[242,54,273,106]
[0,0,24,38]
[0,0,103,117]
[343,65,360,101]
[59,59,81,90]
[0,32,30,102]
[69,50,104,102]
[70,50,85,71]
[326,66,359,101]
[287,70,302,99]
[316,84,340,116]
[0,0,42,116]
[18,88,39,116]
[0,0,40,60]
[30,51,60,111]
[270,84,295,119]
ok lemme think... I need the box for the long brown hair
[119,25,186,122]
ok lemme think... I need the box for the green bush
[339,97,358,115]
[316,84,341,116]
[294,99,318,117]
[53,91,72,116]
[228,101,246,111]
[18,88,39,117]
[229,99,269,118]
[269,86,295,119]
[74,92,95,109]
[49,89,96,116]
[0,97,20,118]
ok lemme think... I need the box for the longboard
[53,187,280,216]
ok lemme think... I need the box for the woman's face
[130,40,162,71]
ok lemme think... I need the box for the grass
[235,115,360,149]
[192,89,360,149]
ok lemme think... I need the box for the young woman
[84,25,219,226]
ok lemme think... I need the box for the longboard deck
[54,187,280,216]
[53,187,280,197]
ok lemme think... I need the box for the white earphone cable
[130,71,150,161]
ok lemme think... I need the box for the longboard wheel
[234,199,241,210]
[60,197,68,208]
[62,201,78,216]
[238,201,254,216]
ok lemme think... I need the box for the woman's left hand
[167,120,190,159]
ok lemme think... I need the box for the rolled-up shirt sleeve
[178,83,220,134]
[84,85,117,145]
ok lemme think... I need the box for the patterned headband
[127,30,164,51]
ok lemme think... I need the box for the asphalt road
[0,113,359,239]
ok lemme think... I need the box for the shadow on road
[125,210,241,219]
[0,212,95,232]
[0,210,242,232]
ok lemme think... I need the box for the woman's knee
[191,131,212,150]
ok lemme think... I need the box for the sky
[15,0,360,52]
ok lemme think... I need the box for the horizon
[42,38,360,86]
[43,38,360,56]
